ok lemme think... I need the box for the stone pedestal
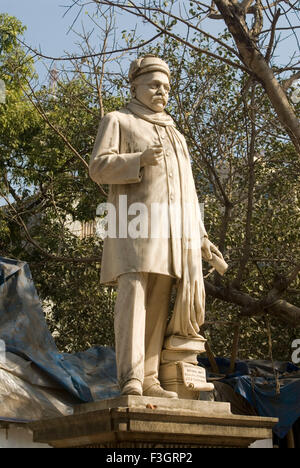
[29,396,277,449]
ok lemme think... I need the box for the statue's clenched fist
[140,145,164,167]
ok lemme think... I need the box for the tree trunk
[213,0,300,154]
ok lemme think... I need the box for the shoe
[121,379,143,396]
[143,385,178,399]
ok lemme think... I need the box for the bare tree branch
[213,0,300,153]
[205,279,300,326]
[17,32,164,62]
[282,71,300,90]
[265,8,281,62]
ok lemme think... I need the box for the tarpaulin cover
[198,357,300,438]
[0,257,119,422]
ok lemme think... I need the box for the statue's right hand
[140,145,164,167]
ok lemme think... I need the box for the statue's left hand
[201,237,223,262]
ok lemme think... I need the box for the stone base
[159,362,214,399]
[29,397,277,449]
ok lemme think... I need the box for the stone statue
[89,55,227,399]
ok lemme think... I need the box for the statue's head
[129,55,171,112]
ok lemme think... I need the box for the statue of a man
[90,55,224,398]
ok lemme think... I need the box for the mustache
[153,96,168,104]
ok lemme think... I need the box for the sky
[1,0,94,83]
[1,0,297,79]
[1,0,162,86]
[1,0,80,56]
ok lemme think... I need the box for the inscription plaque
[179,362,214,391]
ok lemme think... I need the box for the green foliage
[34,249,116,352]
[0,13,39,201]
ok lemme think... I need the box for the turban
[128,54,171,83]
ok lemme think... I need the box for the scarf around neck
[127,99,175,127]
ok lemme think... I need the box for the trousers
[114,272,174,391]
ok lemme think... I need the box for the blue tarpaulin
[0,256,119,409]
[1,256,300,438]
[198,357,300,438]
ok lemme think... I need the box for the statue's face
[132,71,170,112]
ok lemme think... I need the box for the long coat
[89,107,207,286]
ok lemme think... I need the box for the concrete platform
[30,397,277,448]
[73,395,231,416]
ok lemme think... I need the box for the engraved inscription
[180,363,207,390]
